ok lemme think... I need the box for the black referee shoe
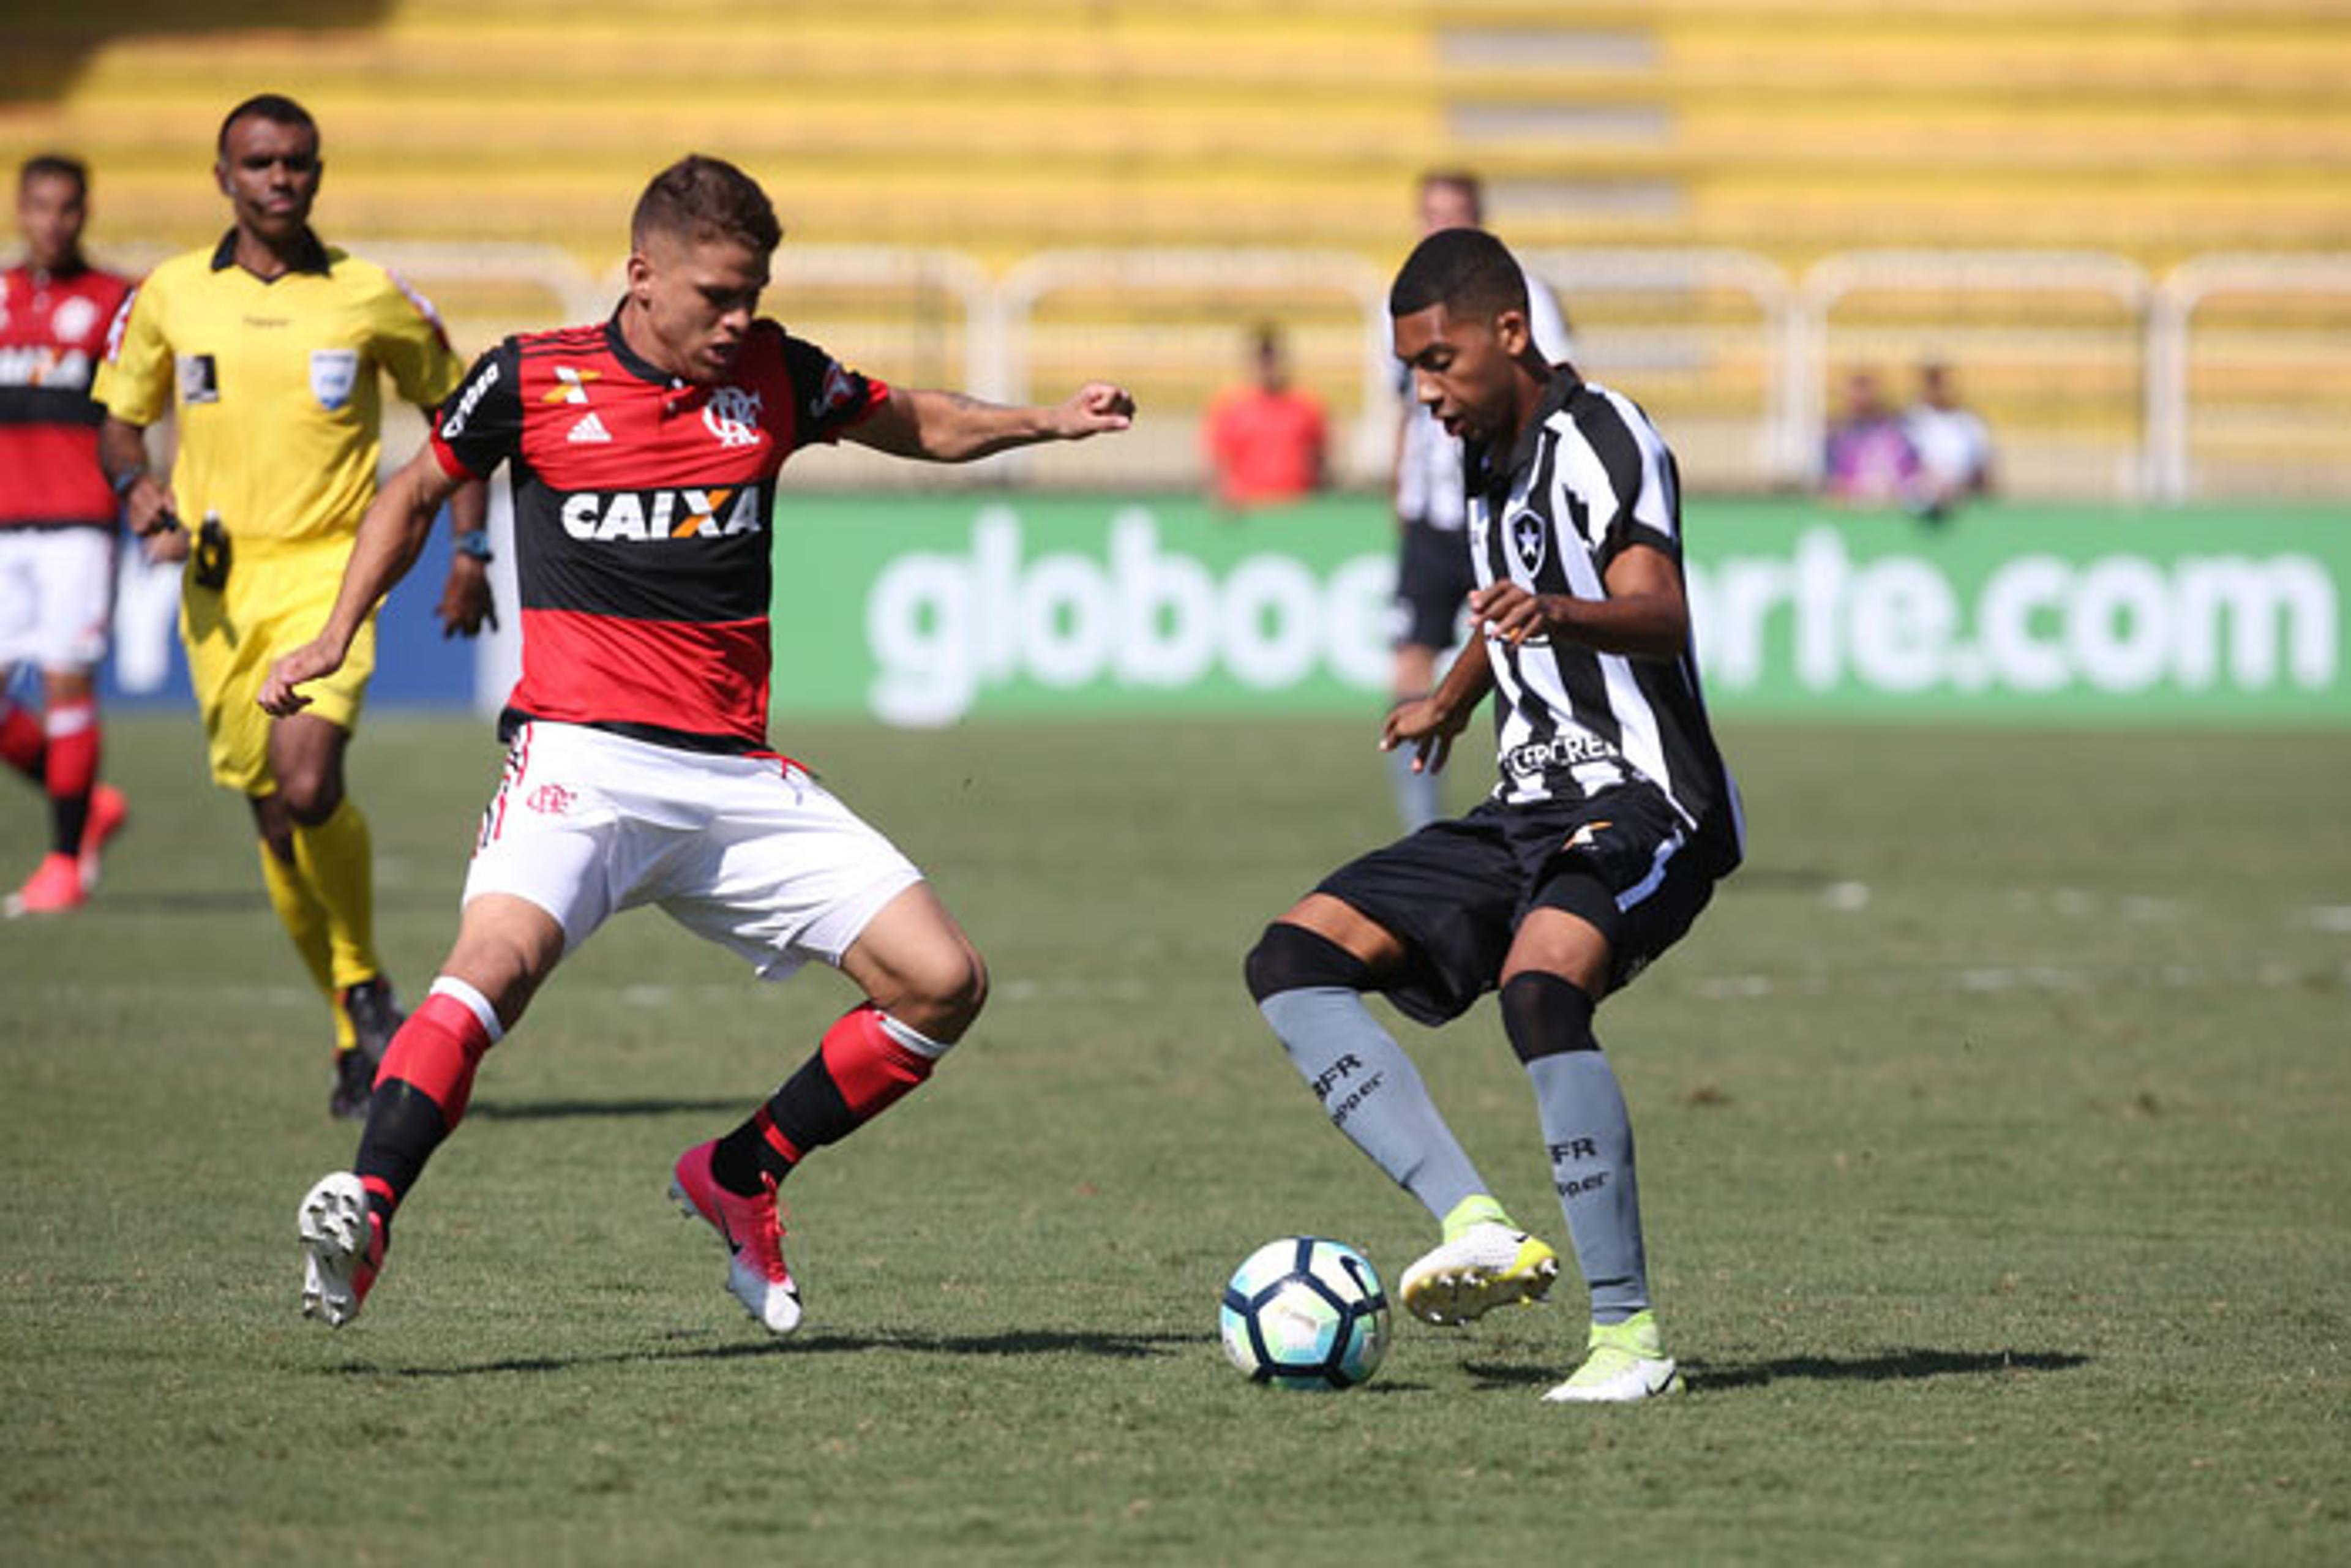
[331,978,403,1120]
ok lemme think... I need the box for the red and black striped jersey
[0,261,134,530]
[430,313,888,754]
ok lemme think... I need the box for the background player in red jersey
[0,154,133,917]
[261,154,1134,1335]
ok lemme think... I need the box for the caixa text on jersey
[559,486,764,542]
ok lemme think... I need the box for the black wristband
[452,531,493,563]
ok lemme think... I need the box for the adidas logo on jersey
[567,412,612,445]
[560,486,763,542]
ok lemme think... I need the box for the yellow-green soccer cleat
[1542,1311,1685,1403]
[1397,1222,1561,1326]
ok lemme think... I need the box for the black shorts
[1314,782,1718,1027]
[1390,517,1475,652]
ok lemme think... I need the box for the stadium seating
[12,0,2345,269]
[4,0,2344,492]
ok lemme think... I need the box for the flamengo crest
[702,385,764,448]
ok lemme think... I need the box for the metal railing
[107,240,2351,501]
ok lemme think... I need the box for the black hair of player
[18,153,88,198]
[1389,227,1527,322]
[217,94,318,157]
[632,154,784,257]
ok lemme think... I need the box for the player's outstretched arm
[1382,636,1493,776]
[259,446,464,716]
[849,383,1135,463]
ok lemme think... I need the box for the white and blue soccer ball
[1219,1236,1390,1390]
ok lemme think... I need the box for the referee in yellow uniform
[96,94,492,1119]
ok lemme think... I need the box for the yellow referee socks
[257,838,342,1045]
[291,797,383,999]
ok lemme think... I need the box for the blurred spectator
[1201,323,1327,510]
[1821,369,1922,508]
[1904,360,1995,521]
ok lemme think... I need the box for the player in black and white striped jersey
[1245,227,1741,1404]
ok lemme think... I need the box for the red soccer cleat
[669,1139,803,1335]
[5,852,84,917]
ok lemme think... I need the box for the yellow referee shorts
[180,538,378,796]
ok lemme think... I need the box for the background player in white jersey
[262,154,1134,1335]
[1388,171,1575,830]
[1247,227,1741,1404]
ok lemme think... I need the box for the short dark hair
[217,94,318,157]
[1389,227,1528,320]
[19,153,88,198]
[631,155,782,255]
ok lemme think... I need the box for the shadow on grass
[97,888,451,915]
[344,1326,1204,1378]
[1465,1346,2089,1392]
[466,1097,749,1122]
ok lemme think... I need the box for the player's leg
[299,723,615,1329]
[48,666,129,891]
[662,760,958,1335]
[1505,800,1714,1402]
[1244,839,1560,1325]
[3,530,125,915]
[299,893,567,1328]
[5,668,103,914]
[1496,909,1678,1400]
[708,879,982,1193]
[678,883,976,1336]
[1247,891,1496,1220]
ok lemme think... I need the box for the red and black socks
[710,1003,952,1198]
[353,978,503,1232]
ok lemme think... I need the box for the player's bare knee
[276,764,344,825]
[877,940,987,1042]
[443,898,566,1030]
[923,943,990,1039]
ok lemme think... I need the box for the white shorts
[0,527,114,671]
[464,721,924,982]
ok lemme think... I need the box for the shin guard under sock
[354,982,501,1225]
[1504,974,1651,1324]
[43,699,97,856]
[711,1004,950,1196]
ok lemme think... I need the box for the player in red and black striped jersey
[1,155,133,916]
[429,303,890,754]
[263,154,1134,1334]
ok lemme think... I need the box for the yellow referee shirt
[94,228,464,555]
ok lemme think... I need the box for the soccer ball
[1219,1236,1390,1390]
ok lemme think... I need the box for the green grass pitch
[4,713,2347,1563]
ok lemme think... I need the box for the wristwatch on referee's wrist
[452,531,494,563]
